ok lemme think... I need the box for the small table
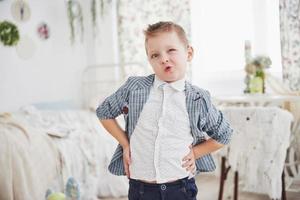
[213,94,300,200]
[213,94,300,144]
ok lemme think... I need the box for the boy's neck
[155,75,186,83]
[154,75,186,91]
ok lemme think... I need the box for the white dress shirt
[129,75,193,183]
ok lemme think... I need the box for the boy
[96,21,232,200]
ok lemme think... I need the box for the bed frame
[81,62,147,109]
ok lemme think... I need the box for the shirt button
[161,184,166,190]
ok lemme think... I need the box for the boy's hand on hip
[182,145,196,173]
[123,145,131,178]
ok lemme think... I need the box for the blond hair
[144,21,189,46]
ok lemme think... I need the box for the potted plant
[244,55,272,94]
[0,20,20,46]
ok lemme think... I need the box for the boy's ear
[187,46,194,61]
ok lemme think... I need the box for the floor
[101,174,300,200]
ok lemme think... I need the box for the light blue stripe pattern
[96,74,232,176]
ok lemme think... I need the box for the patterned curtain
[279,0,300,91]
[117,0,191,78]
[279,0,300,183]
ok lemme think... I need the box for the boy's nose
[162,59,168,64]
[161,56,169,64]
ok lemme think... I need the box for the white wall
[0,0,118,112]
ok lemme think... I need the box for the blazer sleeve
[96,78,131,120]
[201,91,233,144]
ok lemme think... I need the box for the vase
[249,76,263,93]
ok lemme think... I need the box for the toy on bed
[45,177,80,200]
[0,105,128,200]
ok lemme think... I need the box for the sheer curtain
[190,0,282,95]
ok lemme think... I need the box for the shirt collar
[154,75,186,92]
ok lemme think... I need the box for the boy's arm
[192,138,223,159]
[96,77,132,120]
[100,119,131,177]
[192,90,233,159]
[100,119,129,149]
[182,139,223,171]
[96,78,134,177]
[201,91,233,145]
[182,90,232,172]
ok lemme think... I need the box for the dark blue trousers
[128,177,198,200]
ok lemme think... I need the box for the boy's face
[146,31,193,83]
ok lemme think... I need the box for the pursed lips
[164,65,173,72]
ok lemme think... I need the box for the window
[190,0,282,95]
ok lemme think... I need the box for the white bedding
[0,106,128,200]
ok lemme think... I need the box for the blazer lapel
[185,82,203,141]
[127,74,154,136]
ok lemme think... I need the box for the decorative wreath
[0,21,20,46]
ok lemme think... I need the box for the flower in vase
[245,63,257,75]
[253,56,272,69]
[244,55,272,94]
[245,55,272,75]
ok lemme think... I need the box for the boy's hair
[144,21,189,46]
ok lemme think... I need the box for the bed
[0,63,146,200]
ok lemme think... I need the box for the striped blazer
[96,74,232,176]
